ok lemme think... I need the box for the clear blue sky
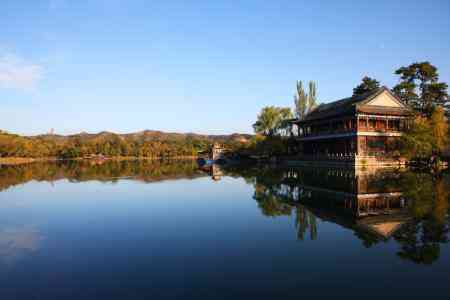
[1,0,450,135]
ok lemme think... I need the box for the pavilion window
[358,119,366,129]
[393,120,400,131]
[387,119,393,129]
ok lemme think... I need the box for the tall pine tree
[392,62,448,116]
[353,76,380,96]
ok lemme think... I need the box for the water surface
[0,160,449,299]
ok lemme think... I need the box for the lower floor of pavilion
[290,134,405,166]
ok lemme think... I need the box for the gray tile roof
[293,87,411,123]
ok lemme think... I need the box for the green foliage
[400,117,435,160]
[353,76,380,96]
[253,106,293,136]
[392,62,449,116]
[294,81,307,120]
[308,81,317,111]
[241,135,290,157]
[294,80,317,119]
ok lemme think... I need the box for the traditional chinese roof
[293,87,412,123]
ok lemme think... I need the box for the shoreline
[0,156,199,166]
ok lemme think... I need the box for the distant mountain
[1,129,253,159]
[30,130,253,144]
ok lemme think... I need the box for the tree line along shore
[0,130,252,164]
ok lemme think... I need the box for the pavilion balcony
[297,128,356,138]
[296,125,404,139]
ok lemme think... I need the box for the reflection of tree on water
[251,168,318,241]
[295,205,317,241]
[228,165,449,264]
[199,164,224,181]
[393,174,449,264]
[0,159,204,191]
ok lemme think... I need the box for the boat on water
[197,157,214,166]
[197,157,228,166]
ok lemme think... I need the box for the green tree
[353,76,380,96]
[253,106,293,136]
[307,81,317,111]
[400,116,435,160]
[294,81,307,120]
[392,62,448,116]
[294,80,318,119]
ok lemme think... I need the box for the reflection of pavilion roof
[356,214,411,239]
[276,181,410,240]
[273,186,412,244]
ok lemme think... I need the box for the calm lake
[0,160,449,299]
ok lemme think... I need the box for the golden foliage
[430,106,448,152]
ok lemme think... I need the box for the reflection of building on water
[211,164,223,181]
[198,164,224,181]
[251,166,449,264]
[276,167,411,240]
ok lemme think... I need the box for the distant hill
[0,129,253,160]
[30,130,253,144]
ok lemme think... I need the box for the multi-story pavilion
[290,87,413,165]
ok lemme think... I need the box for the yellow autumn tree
[401,106,448,160]
[430,106,448,153]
